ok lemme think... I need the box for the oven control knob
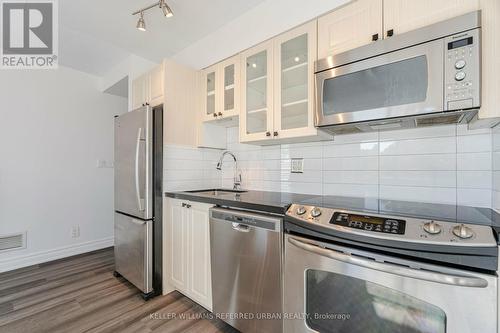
[296,206,306,215]
[455,59,466,69]
[423,221,441,235]
[455,71,466,81]
[311,207,322,218]
[452,224,474,239]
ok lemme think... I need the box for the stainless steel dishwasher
[209,207,283,333]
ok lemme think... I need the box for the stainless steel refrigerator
[113,105,163,300]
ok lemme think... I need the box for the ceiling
[58,0,266,76]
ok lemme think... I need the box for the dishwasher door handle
[232,223,251,233]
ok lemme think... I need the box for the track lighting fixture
[136,12,146,32]
[160,0,173,18]
[132,1,173,31]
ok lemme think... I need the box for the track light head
[136,12,146,31]
[160,0,173,18]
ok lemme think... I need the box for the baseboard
[0,237,114,273]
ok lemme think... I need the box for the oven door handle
[288,237,488,288]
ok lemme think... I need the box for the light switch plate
[291,158,304,173]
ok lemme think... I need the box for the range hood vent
[318,109,478,136]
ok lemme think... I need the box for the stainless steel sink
[186,189,247,196]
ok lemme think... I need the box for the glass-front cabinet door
[273,21,317,139]
[202,65,219,122]
[240,40,274,142]
[219,55,240,119]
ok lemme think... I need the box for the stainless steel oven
[315,11,481,134]
[284,234,497,333]
[284,203,498,333]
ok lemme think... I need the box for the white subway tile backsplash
[457,171,492,189]
[330,132,378,144]
[380,154,455,171]
[457,134,492,153]
[457,152,492,171]
[379,186,456,205]
[380,171,456,188]
[323,142,379,157]
[379,125,455,141]
[323,156,379,171]
[457,189,492,208]
[164,122,494,208]
[323,171,378,185]
[379,137,456,155]
[323,183,378,198]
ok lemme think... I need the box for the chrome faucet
[216,151,242,190]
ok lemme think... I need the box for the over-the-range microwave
[315,11,481,135]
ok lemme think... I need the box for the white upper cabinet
[318,0,383,59]
[240,23,330,144]
[240,40,274,143]
[149,65,164,108]
[201,65,219,122]
[219,56,240,119]
[273,21,318,140]
[201,55,240,124]
[383,0,479,37]
[131,64,164,110]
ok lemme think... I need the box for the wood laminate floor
[0,248,238,333]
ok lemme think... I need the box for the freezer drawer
[114,212,153,293]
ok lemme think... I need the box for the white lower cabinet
[164,198,212,311]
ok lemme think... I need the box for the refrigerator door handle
[135,127,145,211]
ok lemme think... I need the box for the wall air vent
[0,232,26,252]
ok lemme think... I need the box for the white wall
[0,66,127,272]
[172,0,349,69]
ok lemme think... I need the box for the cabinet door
[131,75,147,110]
[165,198,188,291]
[219,55,240,118]
[240,40,274,143]
[149,65,164,107]
[201,65,219,122]
[477,0,500,120]
[318,0,383,59]
[187,202,213,310]
[273,21,318,140]
[383,0,479,37]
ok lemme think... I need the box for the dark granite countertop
[165,190,318,214]
[165,190,500,242]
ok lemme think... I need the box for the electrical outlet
[291,158,304,173]
[71,225,80,238]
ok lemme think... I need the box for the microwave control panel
[444,28,480,111]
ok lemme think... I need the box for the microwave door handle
[135,127,144,212]
[288,237,488,288]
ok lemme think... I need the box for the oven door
[315,39,444,128]
[284,234,497,333]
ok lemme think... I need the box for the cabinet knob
[372,33,379,41]
[387,29,394,37]
[218,112,223,117]
[181,203,187,207]
[186,204,191,209]
[213,113,217,118]
[266,131,271,137]
[273,131,278,137]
